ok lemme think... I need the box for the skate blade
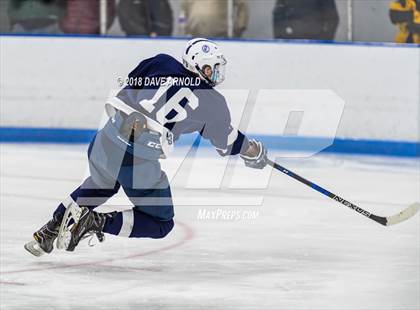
[24,240,45,257]
[56,203,82,250]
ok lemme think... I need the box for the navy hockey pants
[53,130,174,239]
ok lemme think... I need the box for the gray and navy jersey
[114,54,249,156]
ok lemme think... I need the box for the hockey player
[25,38,268,256]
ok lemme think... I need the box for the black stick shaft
[267,159,387,225]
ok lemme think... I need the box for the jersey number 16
[139,84,199,125]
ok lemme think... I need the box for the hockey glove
[240,139,268,169]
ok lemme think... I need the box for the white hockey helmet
[182,38,227,86]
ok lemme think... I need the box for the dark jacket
[8,0,65,28]
[273,0,339,40]
[60,0,116,34]
[118,0,173,36]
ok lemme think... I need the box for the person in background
[181,0,249,38]
[1,0,11,32]
[60,0,115,35]
[414,1,420,42]
[8,0,65,34]
[118,0,173,37]
[389,0,420,43]
[273,0,339,40]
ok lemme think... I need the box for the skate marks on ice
[2,218,194,275]
[0,145,419,310]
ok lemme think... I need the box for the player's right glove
[240,139,268,169]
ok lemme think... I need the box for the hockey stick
[267,159,419,226]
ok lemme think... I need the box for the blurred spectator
[415,2,420,42]
[273,0,339,40]
[60,0,115,34]
[118,0,173,36]
[389,0,420,43]
[8,0,65,34]
[181,0,249,38]
[1,0,11,32]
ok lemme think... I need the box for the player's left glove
[240,139,268,169]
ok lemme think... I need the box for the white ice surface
[0,144,419,310]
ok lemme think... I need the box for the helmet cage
[182,38,227,87]
[195,55,227,87]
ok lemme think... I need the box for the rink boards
[0,35,419,157]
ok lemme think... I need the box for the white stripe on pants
[118,209,134,237]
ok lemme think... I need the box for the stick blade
[386,202,420,226]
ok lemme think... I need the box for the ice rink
[0,143,419,310]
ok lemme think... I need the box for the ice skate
[66,207,113,252]
[24,214,62,257]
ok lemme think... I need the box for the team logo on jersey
[202,44,210,53]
